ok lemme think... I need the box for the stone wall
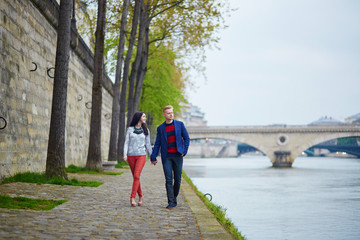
[0,0,113,179]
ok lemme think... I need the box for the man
[150,105,190,209]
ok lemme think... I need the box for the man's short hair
[162,105,173,113]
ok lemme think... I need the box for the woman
[124,112,152,207]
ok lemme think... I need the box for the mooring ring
[104,113,111,120]
[47,67,55,78]
[85,102,92,109]
[30,62,37,72]
[0,116,7,130]
[204,193,212,201]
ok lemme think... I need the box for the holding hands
[151,159,158,166]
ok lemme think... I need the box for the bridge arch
[188,133,284,164]
[292,133,360,159]
[189,137,240,158]
[189,137,262,157]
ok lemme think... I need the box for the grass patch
[66,164,123,175]
[0,194,67,211]
[0,172,103,187]
[182,171,247,240]
[115,161,130,169]
[102,171,123,175]
[66,164,102,174]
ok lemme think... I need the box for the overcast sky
[186,0,360,126]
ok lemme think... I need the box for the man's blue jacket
[150,120,190,163]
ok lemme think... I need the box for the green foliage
[66,164,101,173]
[75,0,97,50]
[76,0,230,128]
[76,0,229,80]
[65,164,123,175]
[150,0,228,49]
[139,45,186,128]
[1,172,103,187]
[182,171,247,240]
[148,0,229,72]
[0,194,67,211]
[115,161,130,169]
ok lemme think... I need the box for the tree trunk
[133,8,150,112]
[117,0,142,161]
[45,0,73,180]
[127,0,147,124]
[86,0,107,170]
[108,0,130,162]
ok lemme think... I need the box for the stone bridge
[187,125,360,167]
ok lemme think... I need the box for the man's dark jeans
[162,155,183,204]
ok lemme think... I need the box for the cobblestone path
[0,161,233,240]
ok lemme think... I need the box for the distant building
[308,116,343,125]
[345,113,360,124]
[178,103,207,127]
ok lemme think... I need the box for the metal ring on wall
[104,113,111,120]
[47,67,55,78]
[85,102,92,109]
[30,62,37,72]
[0,116,7,130]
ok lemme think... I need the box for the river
[183,156,360,240]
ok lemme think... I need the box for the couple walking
[123,105,190,209]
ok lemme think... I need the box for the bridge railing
[187,124,360,133]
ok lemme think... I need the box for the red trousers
[127,155,146,199]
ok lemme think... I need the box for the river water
[183,156,360,240]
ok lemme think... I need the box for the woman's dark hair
[129,111,149,135]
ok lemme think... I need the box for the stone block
[102,161,117,170]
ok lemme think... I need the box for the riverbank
[182,172,246,240]
[0,161,237,239]
[183,156,360,240]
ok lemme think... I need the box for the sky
[186,0,360,126]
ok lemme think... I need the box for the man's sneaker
[166,202,177,209]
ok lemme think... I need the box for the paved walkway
[0,161,234,239]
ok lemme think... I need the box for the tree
[133,19,150,113]
[117,0,142,161]
[126,0,228,121]
[139,45,185,128]
[108,0,130,162]
[76,0,229,151]
[45,0,73,179]
[126,1,149,123]
[74,0,97,50]
[86,0,107,170]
